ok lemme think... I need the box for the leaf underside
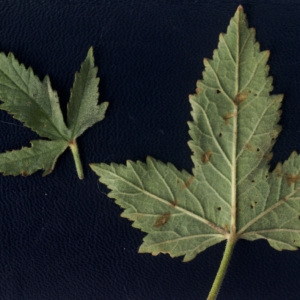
[91,6,300,261]
[0,47,108,177]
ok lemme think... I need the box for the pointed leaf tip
[67,47,108,139]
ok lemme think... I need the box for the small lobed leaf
[0,48,108,178]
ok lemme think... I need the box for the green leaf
[0,53,69,140]
[0,140,68,176]
[0,48,108,178]
[67,47,108,139]
[91,157,227,262]
[91,5,300,298]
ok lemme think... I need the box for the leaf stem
[207,236,237,300]
[69,139,84,179]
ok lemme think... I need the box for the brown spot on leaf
[264,153,273,161]
[21,171,28,177]
[245,143,254,152]
[201,151,212,163]
[69,139,76,146]
[196,87,202,94]
[154,213,171,228]
[274,164,283,177]
[223,224,228,231]
[286,174,300,186]
[183,176,194,189]
[170,199,178,207]
[234,91,249,104]
[223,112,236,123]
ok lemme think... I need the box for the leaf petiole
[207,237,237,300]
[69,139,84,179]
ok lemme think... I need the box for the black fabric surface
[0,1,300,299]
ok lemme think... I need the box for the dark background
[0,0,299,299]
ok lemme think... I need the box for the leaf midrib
[230,10,240,237]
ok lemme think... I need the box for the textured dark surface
[0,1,300,299]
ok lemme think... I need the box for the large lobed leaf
[0,47,108,177]
[91,6,300,261]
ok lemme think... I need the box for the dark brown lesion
[234,91,250,105]
[183,176,194,189]
[21,171,28,177]
[153,212,171,228]
[286,174,300,186]
[170,199,178,207]
[273,163,283,177]
[245,143,254,152]
[223,112,236,124]
[201,151,213,163]
[263,152,273,161]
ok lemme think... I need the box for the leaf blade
[67,47,108,139]
[189,7,282,209]
[91,157,227,261]
[0,139,68,176]
[0,52,69,140]
[239,152,300,250]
